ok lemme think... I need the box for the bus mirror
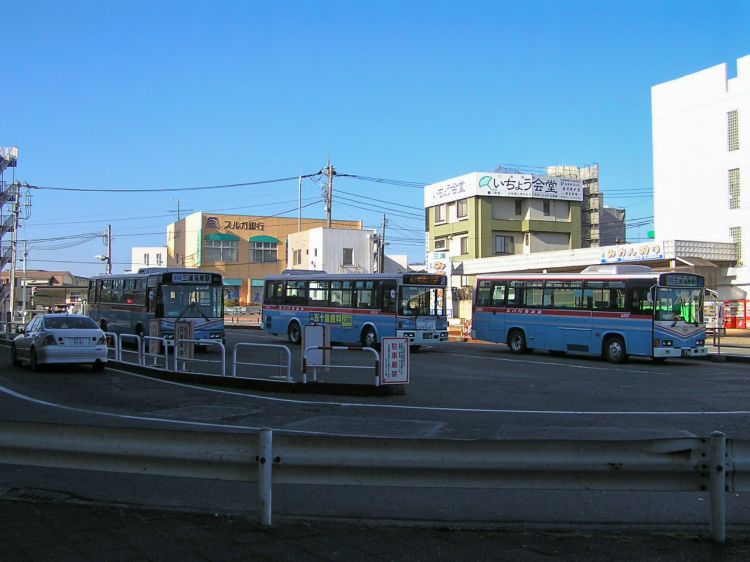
[390,290,396,298]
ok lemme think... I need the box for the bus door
[547,281,590,352]
[473,280,506,341]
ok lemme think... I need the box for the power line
[27,172,322,193]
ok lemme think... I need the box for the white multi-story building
[287,227,377,273]
[652,54,750,300]
[130,246,167,272]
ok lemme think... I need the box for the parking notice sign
[380,337,410,384]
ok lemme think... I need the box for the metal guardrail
[232,342,292,382]
[118,333,142,366]
[103,332,119,362]
[173,339,226,376]
[143,336,169,370]
[0,421,745,541]
[303,345,380,384]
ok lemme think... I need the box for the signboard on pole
[302,324,330,373]
[380,337,410,384]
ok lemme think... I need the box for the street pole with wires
[324,160,335,228]
[106,224,112,274]
[380,214,387,273]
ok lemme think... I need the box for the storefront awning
[223,278,243,286]
[249,235,279,244]
[205,233,240,241]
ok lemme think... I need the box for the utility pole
[297,175,302,232]
[324,160,336,228]
[380,214,387,273]
[21,240,27,319]
[7,182,21,332]
[106,224,112,274]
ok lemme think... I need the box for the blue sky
[2,0,748,277]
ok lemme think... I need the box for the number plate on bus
[681,349,691,357]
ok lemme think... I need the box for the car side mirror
[17,326,25,334]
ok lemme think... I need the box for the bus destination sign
[171,273,214,284]
[403,274,447,286]
[662,273,704,288]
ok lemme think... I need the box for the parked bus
[88,268,224,344]
[262,271,449,348]
[472,265,707,363]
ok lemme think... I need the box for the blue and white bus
[262,272,449,349]
[472,265,707,363]
[88,268,225,344]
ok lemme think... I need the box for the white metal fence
[0,421,745,542]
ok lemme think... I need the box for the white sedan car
[11,313,108,371]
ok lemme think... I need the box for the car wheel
[604,336,626,364]
[507,329,527,354]
[92,360,105,372]
[11,344,21,367]
[30,348,40,371]
[287,321,301,345]
[361,326,378,349]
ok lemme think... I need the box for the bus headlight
[696,339,705,346]
[655,339,673,347]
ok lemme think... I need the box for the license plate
[71,337,84,346]
[681,349,691,357]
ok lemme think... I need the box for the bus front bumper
[654,346,708,359]
[398,331,450,345]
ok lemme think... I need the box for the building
[652,54,750,302]
[0,270,89,313]
[130,246,167,272]
[600,206,627,246]
[545,164,605,247]
[287,227,377,273]
[167,212,362,305]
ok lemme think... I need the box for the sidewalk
[2,497,750,561]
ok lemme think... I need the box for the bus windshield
[162,284,223,319]
[399,286,445,317]
[654,286,703,324]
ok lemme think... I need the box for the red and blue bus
[472,265,707,363]
[262,271,449,349]
[87,268,224,344]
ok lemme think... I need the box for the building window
[251,241,277,263]
[156,253,163,266]
[728,110,739,151]
[435,204,446,223]
[459,236,469,255]
[543,199,551,216]
[342,248,353,265]
[434,237,447,250]
[514,199,522,216]
[143,253,150,266]
[731,227,743,266]
[494,235,514,255]
[457,198,468,219]
[293,249,302,265]
[729,168,741,210]
[204,239,238,262]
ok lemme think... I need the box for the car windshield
[162,284,223,319]
[399,286,446,317]
[654,287,704,324]
[44,316,99,329]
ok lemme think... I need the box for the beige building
[167,212,362,305]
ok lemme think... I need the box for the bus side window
[491,282,506,306]
[381,281,396,313]
[476,280,493,306]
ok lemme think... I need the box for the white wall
[287,228,376,273]
[652,54,750,295]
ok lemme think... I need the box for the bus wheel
[287,321,302,345]
[361,327,378,349]
[604,336,626,364]
[507,330,527,354]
